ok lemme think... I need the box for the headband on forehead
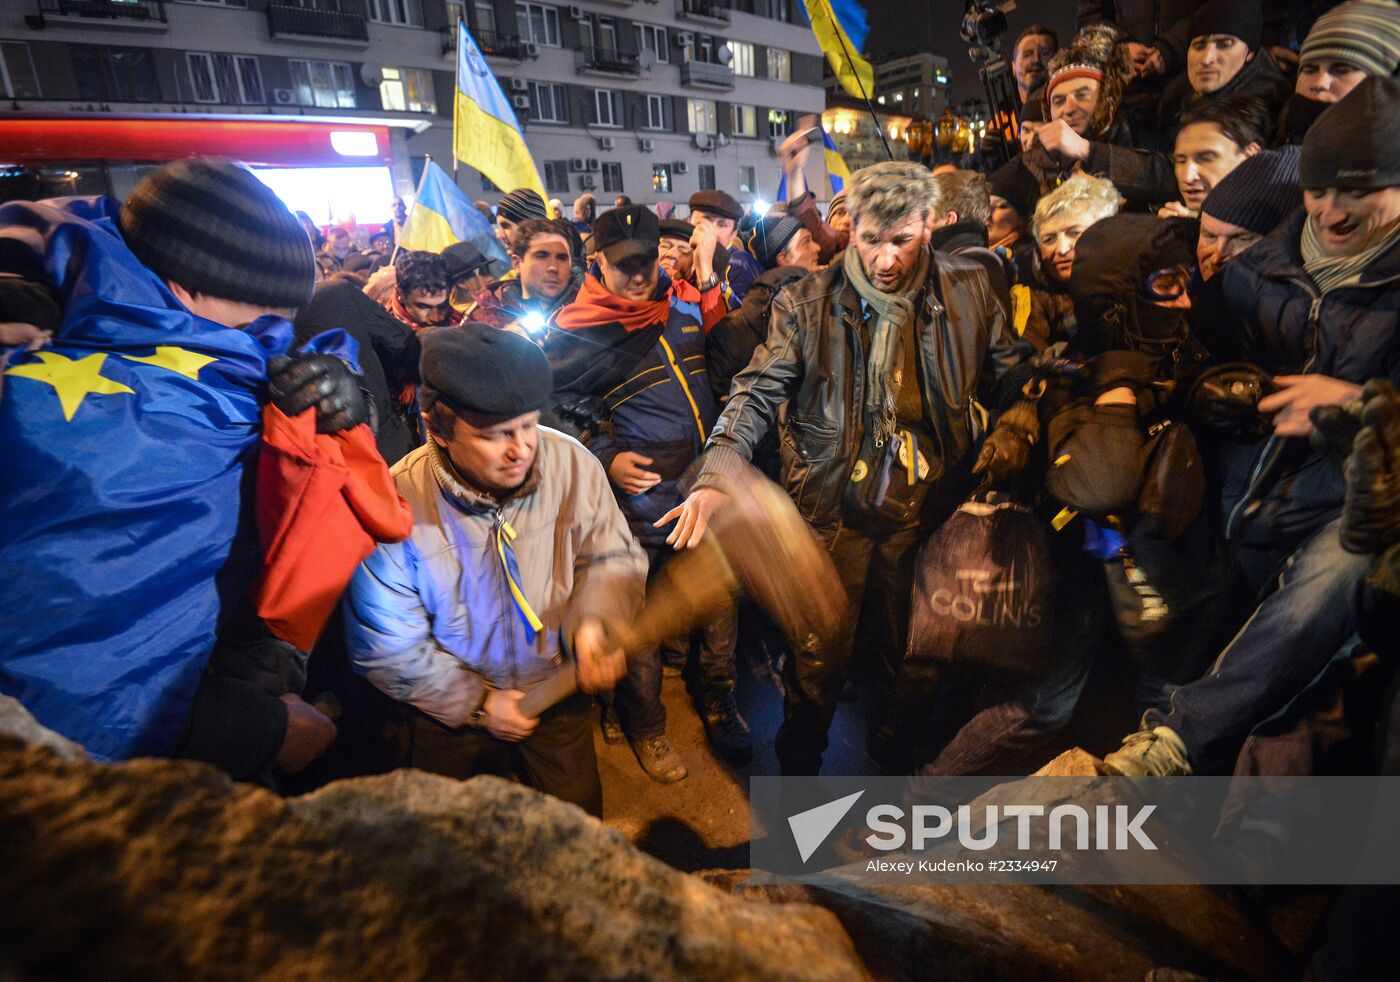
[1048,65,1105,94]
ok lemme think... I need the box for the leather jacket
[696,249,1027,529]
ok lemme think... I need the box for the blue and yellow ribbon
[495,515,543,642]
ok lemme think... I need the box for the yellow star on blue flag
[5,351,135,421]
[122,346,218,380]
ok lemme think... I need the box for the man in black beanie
[1105,78,1400,778]
[345,323,645,817]
[1196,145,1303,280]
[0,157,369,779]
[1158,0,1290,134]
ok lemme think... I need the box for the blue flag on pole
[0,196,343,760]
[399,158,508,264]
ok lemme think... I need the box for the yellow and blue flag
[454,19,547,203]
[801,0,874,100]
[399,158,508,264]
[822,129,851,195]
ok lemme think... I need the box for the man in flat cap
[344,323,645,816]
[689,189,764,303]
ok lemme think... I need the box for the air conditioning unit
[569,157,587,172]
[272,88,296,105]
[567,4,584,17]
[511,94,531,110]
[579,175,597,189]
[676,31,695,47]
[586,158,600,171]
[523,41,540,57]
[674,161,689,174]
[509,77,529,93]
[597,136,616,151]
[639,139,655,153]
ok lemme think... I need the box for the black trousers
[407,692,602,818]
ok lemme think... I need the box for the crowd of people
[2,1,1399,928]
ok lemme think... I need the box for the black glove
[267,353,368,434]
[1086,349,1158,399]
[1339,379,1400,554]
[1187,362,1277,440]
[973,399,1039,484]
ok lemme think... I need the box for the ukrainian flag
[822,129,850,195]
[399,158,507,262]
[801,0,874,100]
[454,19,547,202]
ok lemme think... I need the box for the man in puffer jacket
[1105,78,1400,777]
[344,324,644,817]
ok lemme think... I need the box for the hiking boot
[630,733,688,783]
[600,701,624,745]
[701,685,752,766]
[1103,726,1193,777]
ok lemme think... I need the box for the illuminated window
[730,41,755,76]
[767,109,789,140]
[687,97,718,135]
[766,48,790,82]
[653,163,672,193]
[379,67,436,113]
[289,58,355,109]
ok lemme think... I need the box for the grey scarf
[843,243,932,446]
[1301,213,1400,296]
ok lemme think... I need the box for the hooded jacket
[1217,208,1400,546]
[344,430,646,726]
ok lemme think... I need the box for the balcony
[266,4,369,46]
[29,0,168,32]
[575,46,641,77]
[676,0,730,24]
[680,59,734,90]
[442,27,535,60]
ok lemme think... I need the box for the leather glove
[973,399,1039,484]
[1187,362,1277,440]
[1338,379,1400,554]
[267,353,368,434]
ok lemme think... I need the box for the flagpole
[829,18,893,161]
[452,18,461,179]
[392,153,432,266]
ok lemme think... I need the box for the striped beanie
[747,214,804,270]
[120,158,315,309]
[1299,0,1400,78]
[497,187,548,224]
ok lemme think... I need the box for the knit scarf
[1301,213,1400,295]
[842,243,931,446]
[553,272,670,333]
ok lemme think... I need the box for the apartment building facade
[0,0,825,218]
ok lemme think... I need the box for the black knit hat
[498,188,548,224]
[1189,0,1262,48]
[748,215,804,270]
[1300,76,1400,190]
[419,321,552,426]
[1202,145,1303,233]
[988,159,1041,218]
[688,189,745,222]
[120,158,315,309]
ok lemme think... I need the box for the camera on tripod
[958,0,1021,166]
[960,0,1017,66]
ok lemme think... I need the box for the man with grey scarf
[658,162,1032,775]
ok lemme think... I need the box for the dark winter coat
[1157,47,1293,140]
[1015,117,1177,211]
[705,265,808,401]
[1217,209,1400,547]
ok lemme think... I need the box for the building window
[580,14,618,55]
[589,89,621,127]
[730,41,755,77]
[687,97,717,135]
[635,23,669,64]
[699,164,715,191]
[729,104,756,137]
[289,59,356,108]
[652,163,672,194]
[527,81,569,123]
[186,52,264,105]
[766,48,790,82]
[761,0,792,21]
[697,36,714,64]
[738,165,756,194]
[368,0,423,27]
[516,2,560,47]
[380,67,437,113]
[643,93,670,130]
[602,161,624,193]
[471,0,495,33]
[72,47,162,103]
[543,160,569,193]
[1,42,42,99]
[767,109,790,139]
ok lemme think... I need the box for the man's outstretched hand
[655,486,729,550]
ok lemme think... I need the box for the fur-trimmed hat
[1043,24,1133,137]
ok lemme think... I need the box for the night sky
[864,0,1078,106]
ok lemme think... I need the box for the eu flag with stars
[0,196,318,760]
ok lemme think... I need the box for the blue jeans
[1146,518,1374,772]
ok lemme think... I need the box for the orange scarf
[553,273,670,333]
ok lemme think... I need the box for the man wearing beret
[548,205,739,778]
[344,323,645,816]
[689,189,764,304]
[1107,78,1400,776]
